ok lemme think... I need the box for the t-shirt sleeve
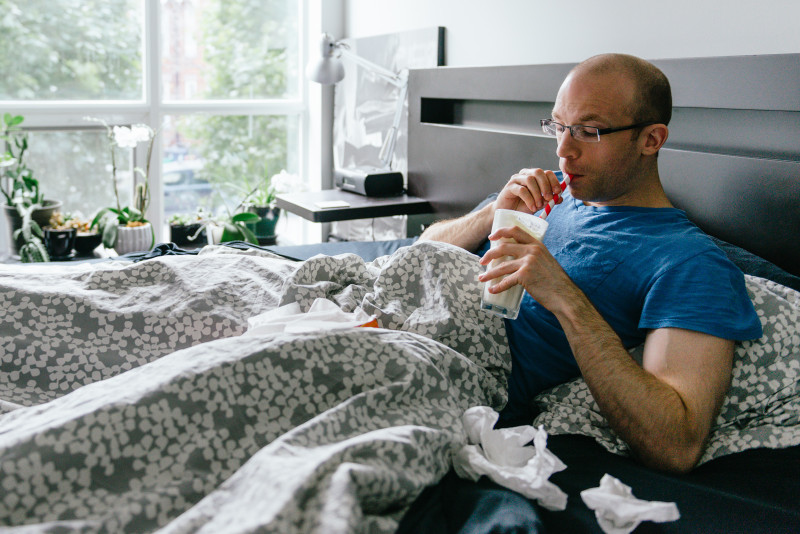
[639,250,763,341]
[476,238,490,257]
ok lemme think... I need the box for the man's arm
[418,202,495,252]
[558,293,734,473]
[419,168,563,252]
[479,227,734,473]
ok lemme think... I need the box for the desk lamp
[306,33,406,197]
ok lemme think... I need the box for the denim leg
[398,470,545,534]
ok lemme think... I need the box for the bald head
[569,54,672,126]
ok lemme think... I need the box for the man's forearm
[552,290,712,473]
[418,203,495,252]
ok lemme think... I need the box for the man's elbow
[641,438,706,474]
[661,445,704,474]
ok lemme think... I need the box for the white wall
[344,0,800,66]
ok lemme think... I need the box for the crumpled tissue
[452,406,568,511]
[580,474,680,534]
[245,298,378,335]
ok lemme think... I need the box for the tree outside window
[0,0,301,250]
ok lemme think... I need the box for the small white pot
[114,223,154,255]
[206,223,224,245]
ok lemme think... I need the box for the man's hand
[477,220,577,314]
[419,167,562,252]
[496,168,564,213]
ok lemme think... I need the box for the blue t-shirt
[481,191,763,422]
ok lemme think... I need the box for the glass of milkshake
[480,209,549,320]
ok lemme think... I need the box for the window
[1,0,306,251]
[1,0,145,101]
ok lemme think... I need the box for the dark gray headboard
[407,54,800,276]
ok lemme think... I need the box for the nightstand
[275,189,432,224]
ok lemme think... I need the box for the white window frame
[1,0,312,246]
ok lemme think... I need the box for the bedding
[0,241,509,533]
[2,224,798,533]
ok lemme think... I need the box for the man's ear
[641,124,669,156]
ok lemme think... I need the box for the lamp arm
[334,45,406,88]
[318,35,409,171]
[378,76,408,169]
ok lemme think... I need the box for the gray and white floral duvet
[0,242,510,533]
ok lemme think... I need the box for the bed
[1,53,799,534]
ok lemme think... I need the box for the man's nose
[556,129,580,159]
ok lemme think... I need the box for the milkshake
[480,209,549,320]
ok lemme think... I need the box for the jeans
[397,469,545,534]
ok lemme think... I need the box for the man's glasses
[540,119,656,143]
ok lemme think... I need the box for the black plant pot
[169,222,205,248]
[44,227,76,260]
[74,232,102,256]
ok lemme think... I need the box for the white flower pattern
[0,241,510,532]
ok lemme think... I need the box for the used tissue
[245,298,378,335]
[580,474,680,534]
[452,406,568,511]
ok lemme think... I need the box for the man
[397,53,762,534]
[418,53,762,475]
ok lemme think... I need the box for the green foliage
[16,129,129,217]
[2,112,50,262]
[17,234,49,262]
[2,0,297,245]
[182,0,296,211]
[1,113,41,207]
[241,168,277,207]
[12,202,50,263]
[0,0,142,100]
[0,1,142,216]
[169,207,209,226]
[190,209,259,246]
[182,115,289,213]
[219,211,259,244]
[169,213,194,226]
[201,0,296,99]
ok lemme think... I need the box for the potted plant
[42,213,77,261]
[1,112,61,262]
[198,210,260,246]
[168,210,207,248]
[187,174,291,247]
[88,119,157,256]
[48,212,101,257]
[239,169,300,244]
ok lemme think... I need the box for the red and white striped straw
[539,172,571,219]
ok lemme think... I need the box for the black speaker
[334,167,404,197]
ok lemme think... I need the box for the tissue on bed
[580,474,680,534]
[452,406,568,511]
[246,298,377,335]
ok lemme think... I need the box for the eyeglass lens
[541,120,599,142]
